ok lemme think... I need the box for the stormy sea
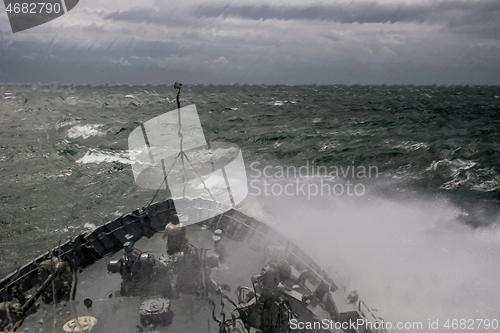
[1,83,499,329]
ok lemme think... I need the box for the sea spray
[241,177,500,330]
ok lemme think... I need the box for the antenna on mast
[146,82,218,209]
[132,81,248,224]
[174,82,182,109]
[175,82,187,188]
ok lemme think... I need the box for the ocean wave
[0,83,499,290]
[67,124,106,140]
[76,149,130,164]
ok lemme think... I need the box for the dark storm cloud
[103,7,172,25]
[1,0,499,85]
[102,6,201,28]
[100,1,500,40]
[193,1,500,27]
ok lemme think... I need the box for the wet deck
[18,211,351,333]
[19,224,297,332]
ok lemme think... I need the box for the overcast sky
[0,0,499,85]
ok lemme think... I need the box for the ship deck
[19,221,344,332]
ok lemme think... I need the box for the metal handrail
[358,300,388,333]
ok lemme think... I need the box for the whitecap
[67,124,105,139]
[392,140,429,152]
[83,223,97,231]
[76,150,130,164]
